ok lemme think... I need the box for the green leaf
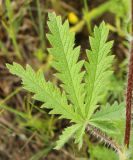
[90,102,125,122]
[89,121,119,135]
[6,63,82,123]
[7,13,122,151]
[90,145,118,160]
[74,124,86,149]
[47,12,85,116]
[109,0,130,18]
[55,124,81,150]
[85,22,114,119]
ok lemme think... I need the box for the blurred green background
[0,0,131,159]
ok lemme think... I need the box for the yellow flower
[68,12,79,25]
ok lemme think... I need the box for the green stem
[84,1,112,22]
[71,1,113,33]
[12,32,22,59]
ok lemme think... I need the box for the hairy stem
[124,0,133,147]
[86,124,122,153]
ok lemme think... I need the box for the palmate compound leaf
[47,12,85,117]
[85,22,114,120]
[6,62,83,124]
[7,13,125,150]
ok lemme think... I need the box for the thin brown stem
[124,0,133,147]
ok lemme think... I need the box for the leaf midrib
[55,18,83,117]
[86,33,103,119]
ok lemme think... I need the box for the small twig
[20,131,37,151]
[61,149,75,160]
[0,117,18,132]
[124,0,133,147]
[86,124,122,154]
[0,87,22,105]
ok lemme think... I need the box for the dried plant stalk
[124,0,133,147]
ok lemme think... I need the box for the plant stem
[124,0,133,147]
[86,124,122,153]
